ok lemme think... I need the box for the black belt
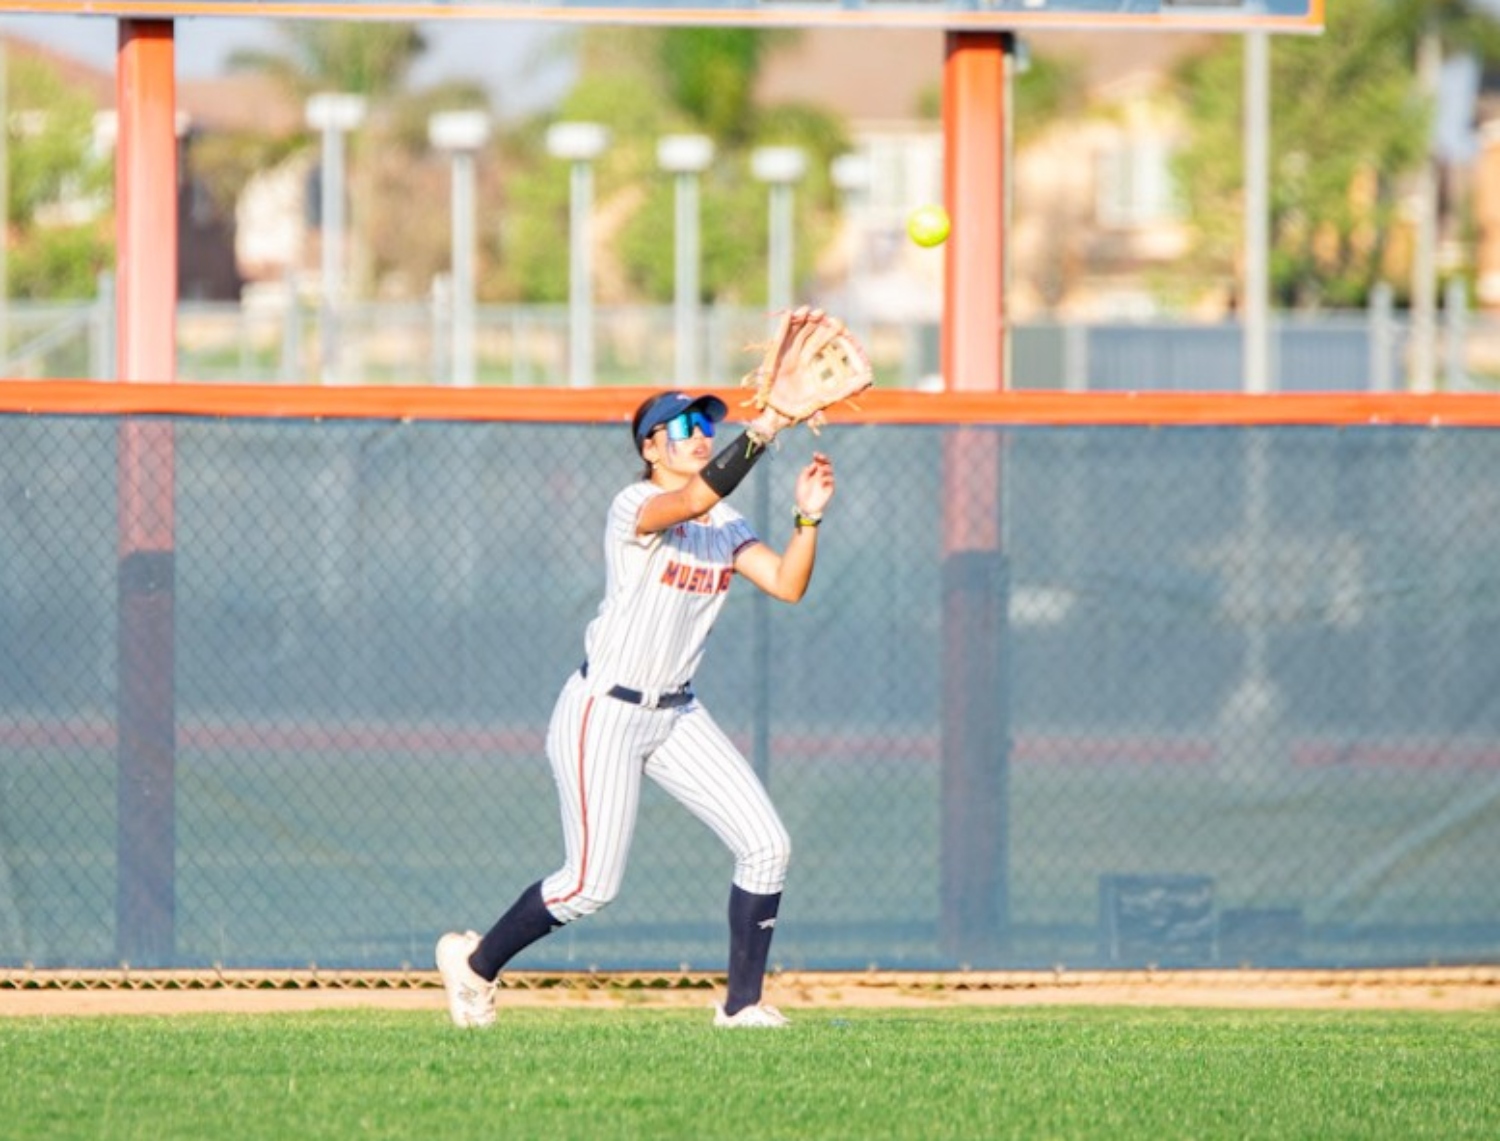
[579,662,694,709]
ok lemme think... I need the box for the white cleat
[713,1002,790,1029]
[435,930,496,1028]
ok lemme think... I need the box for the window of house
[1096,137,1181,229]
[864,134,942,223]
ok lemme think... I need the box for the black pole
[116,538,175,966]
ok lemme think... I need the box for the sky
[0,12,577,119]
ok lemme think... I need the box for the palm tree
[227,21,428,100]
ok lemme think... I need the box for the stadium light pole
[547,121,609,388]
[429,109,491,388]
[752,146,807,316]
[1410,31,1443,393]
[306,93,365,386]
[1223,29,1283,771]
[658,134,714,387]
[1242,31,1270,397]
[746,145,805,783]
[831,151,871,339]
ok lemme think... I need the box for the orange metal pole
[115,18,177,966]
[941,31,1007,551]
[942,31,1007,400]
[115,19,177,390]
[939,32,1010,962]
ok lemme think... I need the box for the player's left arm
[734,453,835,603]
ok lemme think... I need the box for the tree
[227,21,428,100]
[4,51,112,299]
[498,31,674,305]
[646,28,849,305]
[1382,0,1500,70]
[657,28,795,146]
[1012,51,1089,147]
[1173,0,1429,308]
[499,27,849,308]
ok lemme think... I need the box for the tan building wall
[1474,122,1500,312]
[762,29,1216,321]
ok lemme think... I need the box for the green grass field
[3,1006,1497,1140]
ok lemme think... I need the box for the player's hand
[743,308,873,440]
[794,453,835,517]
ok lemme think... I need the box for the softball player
[437,389,834,1029]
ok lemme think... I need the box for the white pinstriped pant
[539,670,791,925]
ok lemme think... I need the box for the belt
[579,661,694,709]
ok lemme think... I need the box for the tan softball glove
[743,306,873,441]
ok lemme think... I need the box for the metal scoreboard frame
[0,0,1322,32]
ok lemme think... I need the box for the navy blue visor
[633,391,728,450]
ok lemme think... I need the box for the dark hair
[632,394,659,479]
[630,394,658,455]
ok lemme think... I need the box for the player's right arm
[635,479,721,535]
[635,410,789,536]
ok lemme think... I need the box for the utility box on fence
[1099,874,1215,966]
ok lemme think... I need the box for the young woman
[437,383,834,1029]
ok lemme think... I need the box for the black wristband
[699,431,767,499]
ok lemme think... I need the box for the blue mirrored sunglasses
[663,410,716,441]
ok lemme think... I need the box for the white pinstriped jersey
[580,482,758,694]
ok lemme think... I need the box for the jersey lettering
[661,560,734,595]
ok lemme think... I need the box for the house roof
[756,27,1217,125]
[177,73,303,137]
[757,29,945,123]
[1,32,301,136]
[1028,28,1217,95]
[1,32,114,106]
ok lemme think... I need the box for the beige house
[1473,121,1500,312]
[760,28,1224,322]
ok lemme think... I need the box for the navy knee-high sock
[469,881,562,982]
[725,885,782,1015]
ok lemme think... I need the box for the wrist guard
[699,431,768,499]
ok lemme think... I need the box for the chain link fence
[2,405,1498,972]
